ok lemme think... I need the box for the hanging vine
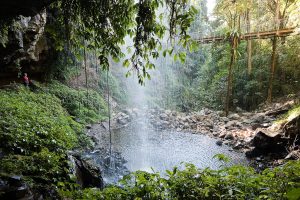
[47,0,198,84]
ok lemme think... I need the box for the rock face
[0,9,49,84]
[0,175,34,200]
[72,155,104,189]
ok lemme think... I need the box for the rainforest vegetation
[0,0,300,199]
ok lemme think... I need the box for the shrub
[0,88,79,154]
[0,86,89,195]
[59,161,300,200]
[47,81,108,123]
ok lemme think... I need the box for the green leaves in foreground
[59,161,300,200]
[0,86,87,193]
[0,87,79,154]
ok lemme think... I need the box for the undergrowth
[47,81,108,124]
[0,85,92,197]
[1,84,300,199]
[59,162,300,200]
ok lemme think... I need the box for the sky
[207,0,216,17]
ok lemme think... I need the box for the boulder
[265,100,295,116]
[159,113,168,120]
[228,113,240,120]
[246,128,286,157]
[203,119,214,129]
[225,121,242,130]
[0,176,33,200]
[285,150,300,160]
[216,140,223,146]
[117,114,131,125]
[73,156,104,189]
[86,124,92,129]
[224,133,234,140]
[220,117,229,123]
[251,113,265,123]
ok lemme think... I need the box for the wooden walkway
[194,27,300,43]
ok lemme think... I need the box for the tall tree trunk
[267,36,277,103]
[83,43,89,102]
[246,9,252,76]
[225,36,237,116]
[267,0,280,103]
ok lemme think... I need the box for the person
[22,73,30,87]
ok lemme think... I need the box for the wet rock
[117,114,131,125]
[203,119,214,129]
[233,141,244,150]
[159,113,168,120]
[242,118,254,124]
[219,132,226,138]
[183,123,189,129]
[220,117,229,123]
[212,132,219,137]
[225,121,242,130]
[228,113,240,120]
[285,150,300,160]
[165,110,172,115]
[246,128,286,157]
[216,140,223,146]
[251,113,265,123]
[86,124,92,129]
[224,133,234,140]
[73,156,104,189]
[0,176,33,200]
[256,157,262,161]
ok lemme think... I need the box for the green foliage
[46,0,198,84]
[98,71,129,105]
[275,104,300,125]
[59,161,300,199]
[0,87,78,154]
[1,149,68,185]
[0,19,9,47]
[47,81,108,123]
[0,86,89,194]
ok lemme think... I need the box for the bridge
[192,27,300,44]
[193,27,300,43]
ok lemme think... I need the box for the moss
[275,104,300,125]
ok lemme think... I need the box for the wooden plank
[195,27,298,44]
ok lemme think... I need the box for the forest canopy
[46,0,198,83]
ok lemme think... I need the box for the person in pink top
[22,73,30,87]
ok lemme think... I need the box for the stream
[87,118,248,184]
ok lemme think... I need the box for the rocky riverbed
[107,97,299,167]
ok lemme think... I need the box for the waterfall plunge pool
[85,119,248,185]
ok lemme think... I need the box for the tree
[47,0,198,84]
[266,0,297,103]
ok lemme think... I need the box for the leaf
[286,188,300,200]
[179,52,186,63]
[123,59,130,68]
[163,50,167,57]
[125,71,131,78]
[174,54,179,62]
[213,154,230,163]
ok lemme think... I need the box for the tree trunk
[83,43,89,102]
[225,36,237,116]
[246,9,252,76]
[267,36,277,103]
